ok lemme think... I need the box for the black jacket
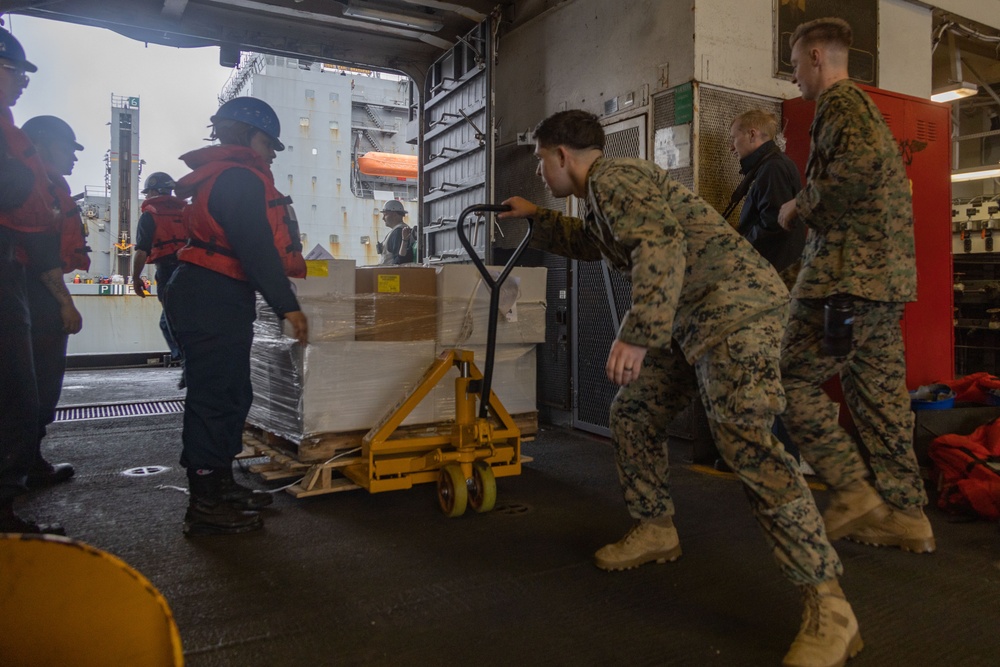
[736,140,806,273]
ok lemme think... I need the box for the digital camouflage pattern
[792,79,917,302]
[530,159,843,585]
[532,157,788,362]
[783,79,927,511]
[781,299,928,510]
[610,313,842,584]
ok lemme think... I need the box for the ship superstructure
[220,54,418,265]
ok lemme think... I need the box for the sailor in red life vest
[166,96,308,536]
[19,115,89,499]
[0,29,81,535]
[132,171,186,373]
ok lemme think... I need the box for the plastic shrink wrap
[248,261,546,445]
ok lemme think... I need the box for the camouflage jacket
[532,157,788,361]
[792,79,917,302]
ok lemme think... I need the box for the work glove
[376,241,384,254]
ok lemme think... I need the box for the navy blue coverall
[134,211,182,360]
[0,227,59,505]
[165,168,300,471]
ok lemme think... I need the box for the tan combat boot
[782,580,863,667]
[593,519,682,571]
[846,506,936,553]
[823,480,891,540]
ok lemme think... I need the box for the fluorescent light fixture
[343,1,444,32]
[951,165,1000,183]
[930,82,978,103]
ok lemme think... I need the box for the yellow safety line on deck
[687,464,828,491]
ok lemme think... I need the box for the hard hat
[22,115,83,150]
[142,172,176,195]
[0,29,37,73]
[382,200,406,214]
[211,96,284,151]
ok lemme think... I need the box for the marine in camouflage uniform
[530,156,842,586]
[779,79,929,516]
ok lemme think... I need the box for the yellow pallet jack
[335,203,534,516]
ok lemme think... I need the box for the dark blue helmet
[211,96,284,151]
[0,28,36,73]
[142,172,176,195]
[22,116,83,150]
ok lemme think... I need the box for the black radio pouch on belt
[822,294,854,358]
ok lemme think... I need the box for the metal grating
[55,400,185,422]
[604,124,642,161]
[574,262,627,431]
[572,116,643,436]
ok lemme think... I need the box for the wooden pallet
[244,412,538,464]
[241,434,362,496]
[242,412,537,498]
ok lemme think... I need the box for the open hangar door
[8,2,557,265]
[418,17,496,264]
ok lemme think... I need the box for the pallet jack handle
[455,203,535,419]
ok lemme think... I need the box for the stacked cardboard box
[247,260,547,445]
[355,266,437,341]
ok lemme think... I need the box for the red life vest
[0,115,60,234]
[141,195,187,263]
[929,418,1000,521]
[175,145,305,281]
[51,175,90,273]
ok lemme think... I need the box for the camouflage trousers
[780,298,927,509]
[610,308,843,585]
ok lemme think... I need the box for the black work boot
[218,468,274,510]
[184,468,262,537]
[25,459,75,489]
[0,502,66,535]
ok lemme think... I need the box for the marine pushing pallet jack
[292,204,533,517]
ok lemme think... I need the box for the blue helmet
[211,96,284,151]
[0,29,36,73]
[22,116,83,150]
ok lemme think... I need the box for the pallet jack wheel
[468,461,497,513]
[437,464,468,517]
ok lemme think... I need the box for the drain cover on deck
[56,400,184,422]
[493,502,531,515]
[122,466,171,477]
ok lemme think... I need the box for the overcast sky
[4,14,233,194]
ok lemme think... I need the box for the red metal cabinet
[783,86,954,388]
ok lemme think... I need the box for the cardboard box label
[305,260,329,277]
[377,274,401,293]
